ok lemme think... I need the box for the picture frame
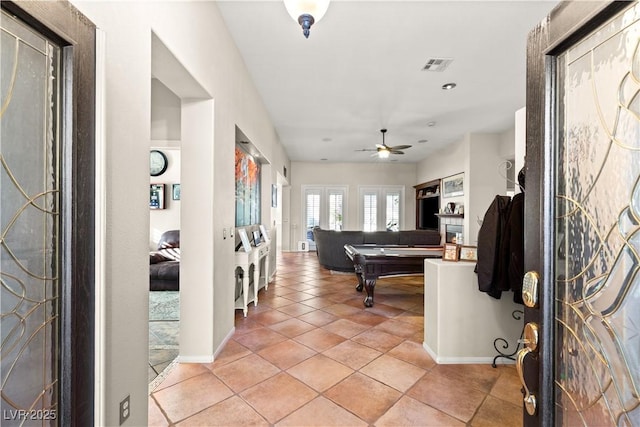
[459,245,478,262]
[252,230,261,245]
[271,184,277,207]
[259,224,270,243]
[150,184,165,209]
[237,228,252,252]
[442,172,464,198]
[172,183,181,200]
[442,243,459,261]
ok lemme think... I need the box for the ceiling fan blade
[355,148,377,152]
[390,150,405,155]
[390,144,412,150]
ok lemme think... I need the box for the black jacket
[501,192,524,304]
[476,195,511,299]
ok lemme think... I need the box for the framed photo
[150,184,165,209]
[172,183,181,200]
[252,230,261,245]
[459,245,478,262]
[237,228,252,252]
[442,173,464,198]
[442,243,459,261]
[259,224,270,242]
[271,184,277,207]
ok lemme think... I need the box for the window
[305,190,321,241]
[358,186,404,231]
[328,191,343,231]
[363,193,377,232]
[302,186,348,247]
[386,192,400,231]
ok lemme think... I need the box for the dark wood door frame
[1,2,96,425]
[524,1,633,425]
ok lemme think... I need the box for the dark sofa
[312,227,442,272]
[150,230,180,291]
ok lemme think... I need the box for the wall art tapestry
[235,146,261,226]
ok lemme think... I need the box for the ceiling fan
[356,129,412,158]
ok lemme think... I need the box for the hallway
[148,252,522,426]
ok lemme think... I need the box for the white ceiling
[217,0,558,163]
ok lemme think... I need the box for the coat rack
[492,309,524,367]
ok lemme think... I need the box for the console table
[234,241,270,316]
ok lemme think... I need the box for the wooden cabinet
[414,179,440,230]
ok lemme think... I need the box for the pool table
[344,244,443,307]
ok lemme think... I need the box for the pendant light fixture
[284,0,330,38]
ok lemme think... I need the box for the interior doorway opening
[148,77,182,384]
[148,32,212,385]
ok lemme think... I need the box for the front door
[522,2,639,425]
[1,2,95,425]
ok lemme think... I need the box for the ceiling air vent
[422,58,453,72]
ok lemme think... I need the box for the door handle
[516,322,539,416]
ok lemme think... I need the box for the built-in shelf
[436,213,464,218]
[415,179,441,230]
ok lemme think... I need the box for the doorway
[148,78,182,383]
[148,32,213,384]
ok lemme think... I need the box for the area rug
[149,291,179,321]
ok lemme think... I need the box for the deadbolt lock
[522,271,540,308]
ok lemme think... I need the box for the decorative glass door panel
[1,10,61,425]
[554,4,640,425]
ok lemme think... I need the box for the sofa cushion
[158,230,180,249]
[313,229,365,272]
[150,251,172,264]
[363,232,399,245]
[158,247,180,261]
[397,230,441,246]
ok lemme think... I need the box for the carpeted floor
[149,291,179,384]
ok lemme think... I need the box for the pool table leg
[363,279,376,307]
[354,264,364,292]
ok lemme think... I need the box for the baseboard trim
[177,355,214,364]
[422,342,514,365]
[213,327,236,361]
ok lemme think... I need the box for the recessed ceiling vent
[422,58,453,72]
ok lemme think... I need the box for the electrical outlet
[119,395,130,425]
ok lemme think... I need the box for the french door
[522,1,639,425]
[1,2,96,425]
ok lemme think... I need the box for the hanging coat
[476,195,511,299]
[503,192,524,304]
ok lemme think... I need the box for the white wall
[151,78,181,142]
[417,129,516,246]
[290,162,417,247]
[467,133,508,245]
[72,1,290,425]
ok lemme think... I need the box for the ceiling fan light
[284,0,330,38]
[378,149,390,159]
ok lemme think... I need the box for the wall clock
[150,150,168,176]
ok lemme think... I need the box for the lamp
[284,0,330,38]
[378,149,390,159]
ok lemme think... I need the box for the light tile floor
[149,252,523,426]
